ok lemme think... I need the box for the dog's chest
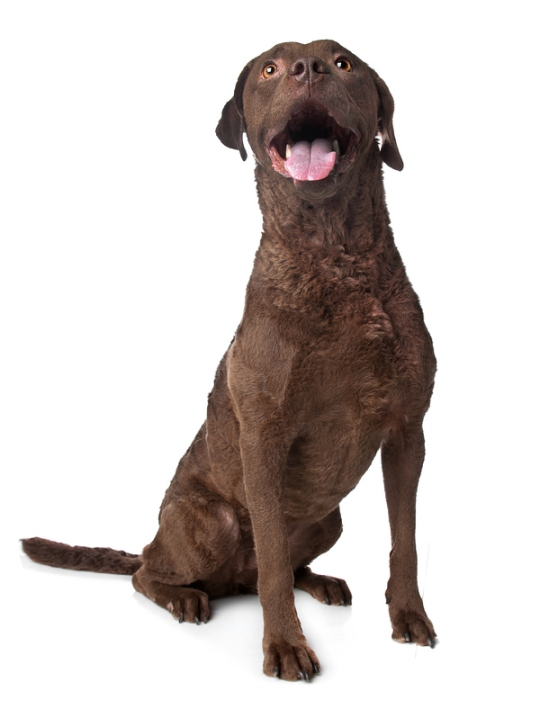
[277,291,399,410]
[275,316,397,516]
[309,312,394,414]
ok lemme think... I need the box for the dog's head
[216,40,403,201]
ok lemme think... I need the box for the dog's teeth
[332,140,340,157]
[286,144,292,159]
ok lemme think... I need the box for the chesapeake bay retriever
[23,40,437,681]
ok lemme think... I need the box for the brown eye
[335,58,352,72]
[262,63,278,78]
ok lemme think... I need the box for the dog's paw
[295,567,352,606]
[263,635,320,681]
[165,588,211,624]
[388,604,436,648]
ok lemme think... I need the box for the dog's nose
[288,56,329,84]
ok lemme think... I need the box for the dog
[23,40,437,681]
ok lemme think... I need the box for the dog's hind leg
[132,495,240,624]
[133,571,211,623]
[290,507,352,606]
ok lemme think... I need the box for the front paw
[263,634,320,681]
[388,602,436,648]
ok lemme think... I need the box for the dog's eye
[335,58,352,72]
[262,63,278,78]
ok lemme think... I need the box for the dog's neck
[250,143,400,312]
[255,143,393,254]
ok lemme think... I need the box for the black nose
[288,56,330,84]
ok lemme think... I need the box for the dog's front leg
[240,432,320,681]
[381,425,436,647]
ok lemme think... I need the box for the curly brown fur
[23,40,437,680]
[22,537,141,574]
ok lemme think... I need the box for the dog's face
[216,40,403,201]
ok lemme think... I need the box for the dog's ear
[216,61,254,161]
[370,69,404,171]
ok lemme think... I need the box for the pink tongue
[284,138,336,181]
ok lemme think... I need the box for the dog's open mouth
[267,102,360,182]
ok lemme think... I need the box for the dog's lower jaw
[291,173,341,201]
[266,152,353,202]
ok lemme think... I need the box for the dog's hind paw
[294,567,352,606]
[165,588,211,624]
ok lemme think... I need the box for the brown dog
[23,40,437,681]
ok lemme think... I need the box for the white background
[1,1,538,707]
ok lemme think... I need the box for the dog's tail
[21,537,142,575]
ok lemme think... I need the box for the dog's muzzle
[267,102,360,182]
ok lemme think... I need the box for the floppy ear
[216,61,254,161]
[370,69,404,171]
